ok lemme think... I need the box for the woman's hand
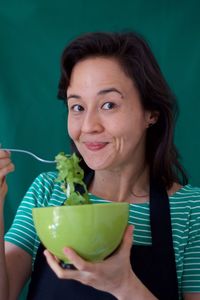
[0,150,15,205]
[44,225,157,299]
[44,225,158,299]
[44,225,134,298]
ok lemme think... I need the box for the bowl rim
[32,202,129,211]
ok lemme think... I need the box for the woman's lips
[84,142,108,151]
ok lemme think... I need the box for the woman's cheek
[68,120,79,141]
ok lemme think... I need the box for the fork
[0,148,56,164]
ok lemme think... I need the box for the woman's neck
[89,161,150,203]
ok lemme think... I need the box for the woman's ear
[146,110,160,128]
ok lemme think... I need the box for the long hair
[57,31,188,189]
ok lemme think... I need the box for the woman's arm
[0,192,32,300]
[0,204,9,299]
[0,151,32,299]
[4,242,32,300]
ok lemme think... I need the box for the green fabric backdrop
[0,1,200,298]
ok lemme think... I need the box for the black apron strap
[150,178,179,299]
[131,178,179,299]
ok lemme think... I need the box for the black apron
[27,179,179,299]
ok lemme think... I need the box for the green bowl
[32,202,129,263]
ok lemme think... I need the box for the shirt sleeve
[182,192,200,293]
[4,173,47,257]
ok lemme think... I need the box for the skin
[0,57,199,299]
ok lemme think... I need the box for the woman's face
[67,57,155,171]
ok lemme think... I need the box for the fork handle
[0,148,56,164]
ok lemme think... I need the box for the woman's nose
[81,111,103,133]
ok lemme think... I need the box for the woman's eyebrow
[67,94,81,101]
[67,87,123,101]
[97,88,123,97]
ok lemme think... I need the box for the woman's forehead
[67,57,134,93]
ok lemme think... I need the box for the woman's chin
[85,162,107,171]
[84,157,112,171]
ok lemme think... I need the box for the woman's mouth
[84,142,108,151]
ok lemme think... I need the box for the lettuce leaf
[55,152,91,205]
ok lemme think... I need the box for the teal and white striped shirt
[5,171,200,297]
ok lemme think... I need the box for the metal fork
[0,148,56,164]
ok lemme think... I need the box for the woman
[1,32,200,300]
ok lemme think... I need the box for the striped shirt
[4,171,200,297]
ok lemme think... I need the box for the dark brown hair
[58,31,188,188]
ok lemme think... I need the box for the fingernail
[4,150,11,156]
[63,247,71,256]
[128,225,134,233]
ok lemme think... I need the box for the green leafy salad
[55,152,92,206]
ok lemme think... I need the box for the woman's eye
[102,102,116,110]
[70,104,84,112]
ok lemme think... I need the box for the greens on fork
[55,152,92,206]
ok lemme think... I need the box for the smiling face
[67,57,156,171]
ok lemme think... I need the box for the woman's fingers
[0,150,10,158]
[111,225,134,260]
[63,247,93,272]
[121,225,134,250]
[43,250,83,281]
[0,150,15,181]
[44,247,92,274]
[0,165,15,183]
[0,151,14,201]
[0,157,12,168]
[44,250,64,277]
[0,178,8,200]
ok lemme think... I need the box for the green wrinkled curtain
[0,1,199,298]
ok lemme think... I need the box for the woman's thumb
[120,225,134,252]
